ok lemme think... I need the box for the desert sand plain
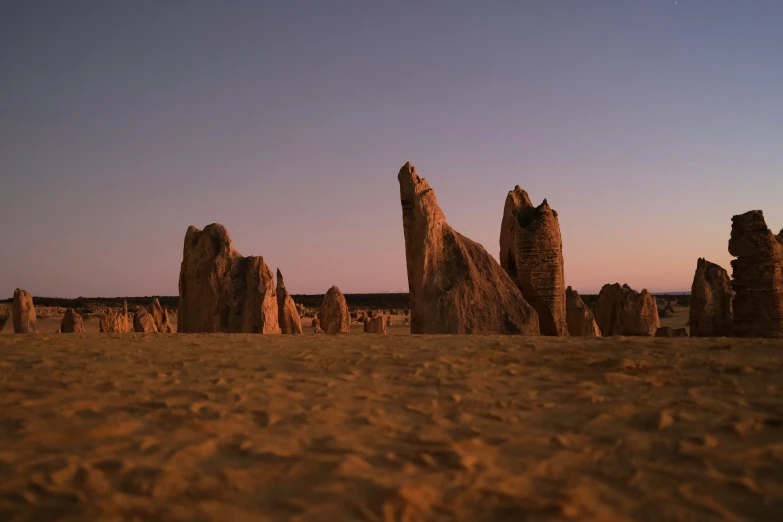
[1,326,782,521]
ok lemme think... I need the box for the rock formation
[398,162,539,335]
[99,309,129,333]
[12,288,37,333]
[565,287,601,337]
[655,327,689,338]
[157,308,175,333]
[133,309,158,333]
[319,286,350,334]
[364,316,387,334]
[276,269,303,334]
[593,283,660,336]
[689,258,733,337]
[729,211,783,338]
[148,298,166,330]
[60,309,86,333]
[177,224,280,334]
[500,186,568,336]
[0,309,9,332]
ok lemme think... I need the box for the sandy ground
[1,334,782,521]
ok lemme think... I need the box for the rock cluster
[177,224,280,334]
[364,316,387,334]
[12,288,37,333]
[276,269,303,334]
[61,308,86,333]
[99,309,129,333]
[565,287,601,336]
[398,162,539,335]
[689,258,733,337]
[500,186,568,336]
[319,286,350,334]
[144,298,175,333]
[593,283,660,336]
[728,211,783,338]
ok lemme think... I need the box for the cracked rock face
[178,224,280,334]
[500,186,568,336]
[729,210,783,338]
[99,309,129,333]
[398,162,539,335]
[133,308,158,333]
[594,283,660,337]
[12,288,37,334]
[319,285,350,334]
[565,287,601,337]
[689,258,733,337]
[276,269,303,334]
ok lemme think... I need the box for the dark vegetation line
[1,293,690,309]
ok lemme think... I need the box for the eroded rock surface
[178,224,280,334]
[729,211,783,338]
[61,309,86,333]
[99,309,129,333]
[500,186,568,336]
[594,283,660,336]
[133,309,158,333]
[364,316,387,334]
[148,299,166,330]
[319,286,350,334]
[565,287,601,337]
[12,289,37,333]
[0,309,10,332]
[276,269,303,334]
[689,258,733,337]
[157,308,175,333]
[398,162,539,335]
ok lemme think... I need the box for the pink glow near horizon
[1,3,781,298]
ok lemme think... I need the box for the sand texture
[1,334,782,521]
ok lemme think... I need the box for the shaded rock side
[565,287,601,337]
[148,298,166,331]
[12,288,37,333]
[500,186,568,336]
[0,309,10,332]
[594,283,660,336]
[177,224,280,334]
[133,309,158,333]
[61,309,86,333]
[276,269,303,334]
[157,308,175,333]
[729,211,783,338]
[364,316,387,334]
[398,162,539,335]
[689,258,733,337]
[319,286,350,334]
[99,309,129,333]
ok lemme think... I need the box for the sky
[1,1,781,298]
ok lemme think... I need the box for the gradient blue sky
[1,1,781,298]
